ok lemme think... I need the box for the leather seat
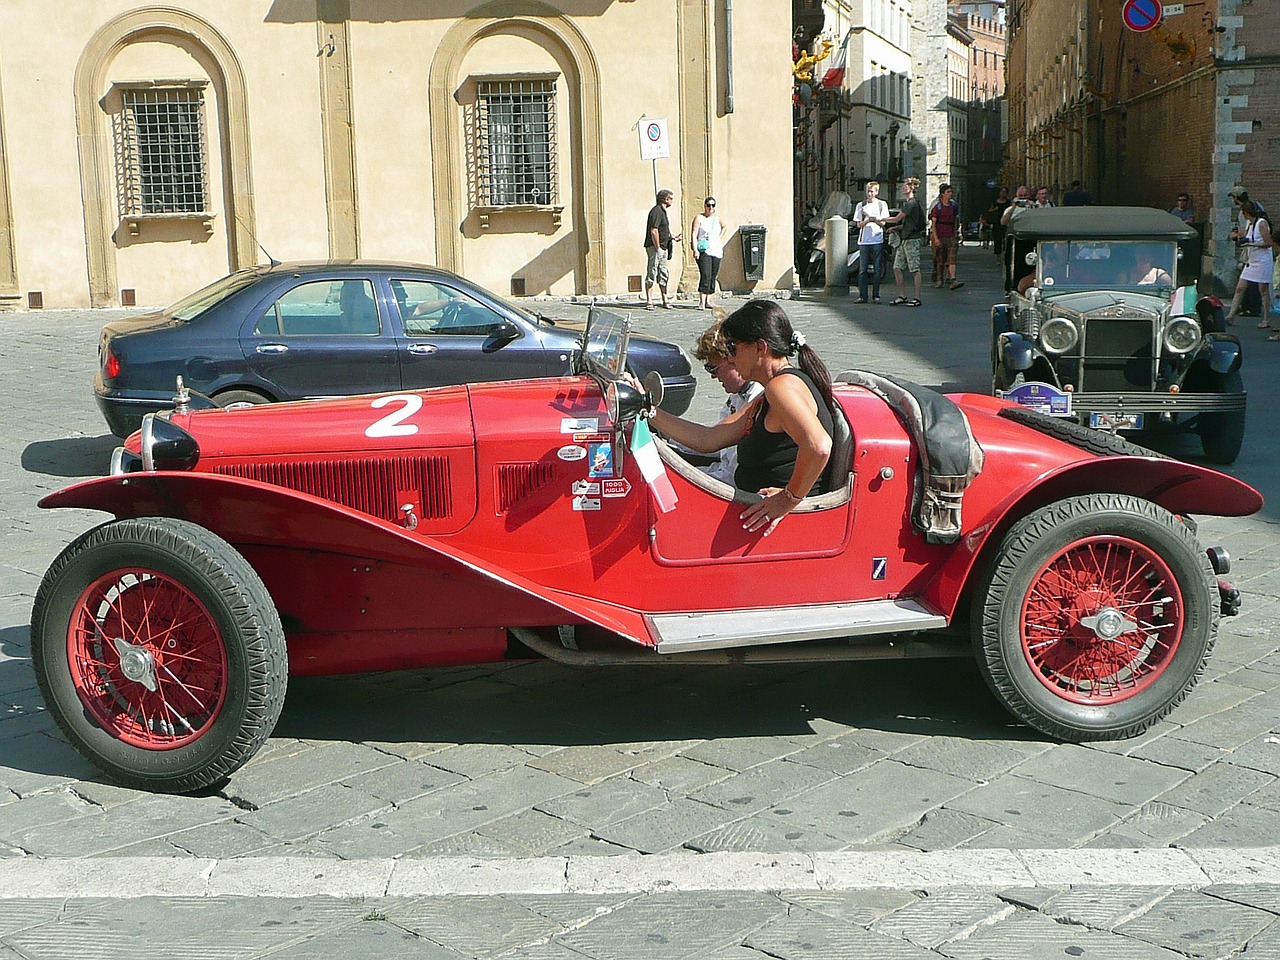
[824,402,853,492]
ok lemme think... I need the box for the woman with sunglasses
[690,197,726,310]
[647,300,834,537]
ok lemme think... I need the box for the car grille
[494,461,557,514]
[214,456,452,523]
[1057,318,1155,393]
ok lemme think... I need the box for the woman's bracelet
[780,487,803,505]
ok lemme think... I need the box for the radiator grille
[214,456,452,522]
[495,462,557,514]
[1079,318,1155,392]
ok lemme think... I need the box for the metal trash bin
[739,224,767,281]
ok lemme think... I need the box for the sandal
[950,280,965,290]
[645,304,655,311]
[1257,320,1270,329]
[1268,333,1280,341]
[889,296,908,306]
[906,298,922,307]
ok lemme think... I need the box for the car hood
[1040,289,1168,315]
[100,310,179,339]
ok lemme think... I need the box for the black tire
[31,518,287,793]
[999,405,1167,458]
[972,494,1217,740]
[214,389,272,410]
[1199,370,1245,465]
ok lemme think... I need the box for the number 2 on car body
[365,395,423,438]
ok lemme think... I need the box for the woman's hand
[740,488,798,537]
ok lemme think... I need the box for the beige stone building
[0,1,795,310]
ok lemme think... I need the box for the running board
[649,599,949,654]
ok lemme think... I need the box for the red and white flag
[821,31,850,89]
[630,418,678,513]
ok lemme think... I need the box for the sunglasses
[705,202,716,208]
[703,362,722,375]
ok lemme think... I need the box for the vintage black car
[94,262,697,437]
[992,207,1245,464]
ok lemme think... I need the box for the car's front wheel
[31,518,287,793]
[1199,370,1245,465]
[973,494,1217,740]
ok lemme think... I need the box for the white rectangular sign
[1164,3,1184,14]
[639,118,670,161]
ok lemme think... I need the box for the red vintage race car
[33,308,1261,793]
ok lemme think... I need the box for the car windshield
[167,271,263,322]
[1039,240,1178,290]
[579,305,631,377]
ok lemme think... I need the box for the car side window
[254,279,380,336]
[394,280,506,338]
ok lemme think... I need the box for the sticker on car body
[365,394,423,438]
[601,478,631,498]
[561,417,599,433]
[557,445,587,462]
[572,480,600,496]
[572,496,602,511]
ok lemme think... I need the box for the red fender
[924,455,1264,619]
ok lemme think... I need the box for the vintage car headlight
[139,414,201,472]
[1039,317,1079,354]
[1164,316,1201,354]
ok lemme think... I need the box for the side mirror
[482,321,520,353]
[643,370,665,412]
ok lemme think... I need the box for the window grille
[475,78,558,207]
[115,86,210,218]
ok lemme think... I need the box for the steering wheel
[438,301,464,329]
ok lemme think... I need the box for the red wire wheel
[1020,535,1182,705]
[32,518,287,793]
[67,568,228,750]
[974,494,1217,741]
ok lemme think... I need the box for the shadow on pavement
[275,656,1044,749]
[22,435,117,479]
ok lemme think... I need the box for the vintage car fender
[39,472,654,645]
[1204,332,1242,375]
[997,331,1035,371]
[991,302,1011,335]
[922,452,1263,619]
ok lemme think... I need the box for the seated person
[1016,242,1067,294]
[647,300,834,537]
[339,280,377,332]
[666,315,765,482]
[1134,250,1173,286]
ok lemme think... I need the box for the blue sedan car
[94,261,697,437]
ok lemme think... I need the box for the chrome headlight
[1164,316,1201,354]
[1039,317,1079,354]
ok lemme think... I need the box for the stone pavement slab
[1114,888,1277,958]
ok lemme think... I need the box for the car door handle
[256,343,289,354]
[407,343,438,355]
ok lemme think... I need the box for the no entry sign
[1123,0,1163,32]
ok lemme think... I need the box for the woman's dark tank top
[734,367,834,495]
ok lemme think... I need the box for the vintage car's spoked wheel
[974,494,1216,740]
[31,518,287,793]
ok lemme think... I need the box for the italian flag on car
[631,418,679,513]
[1171,286,1197,317]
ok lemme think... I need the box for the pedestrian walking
[991,186,1010,259]
[644,188,682,310]
[1224,199,1275,332]
[852,181,889,303]
[690,197,726,310]
[884,177,926,306]
[929,183,964,290]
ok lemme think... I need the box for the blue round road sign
[1123,0,1162,32]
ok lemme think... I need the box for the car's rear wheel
[214,388,271,410]
[973,494,1216,740]
[1199,370,1245,465]
[31,518,287,793]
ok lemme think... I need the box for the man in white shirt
[853,181,890,303]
